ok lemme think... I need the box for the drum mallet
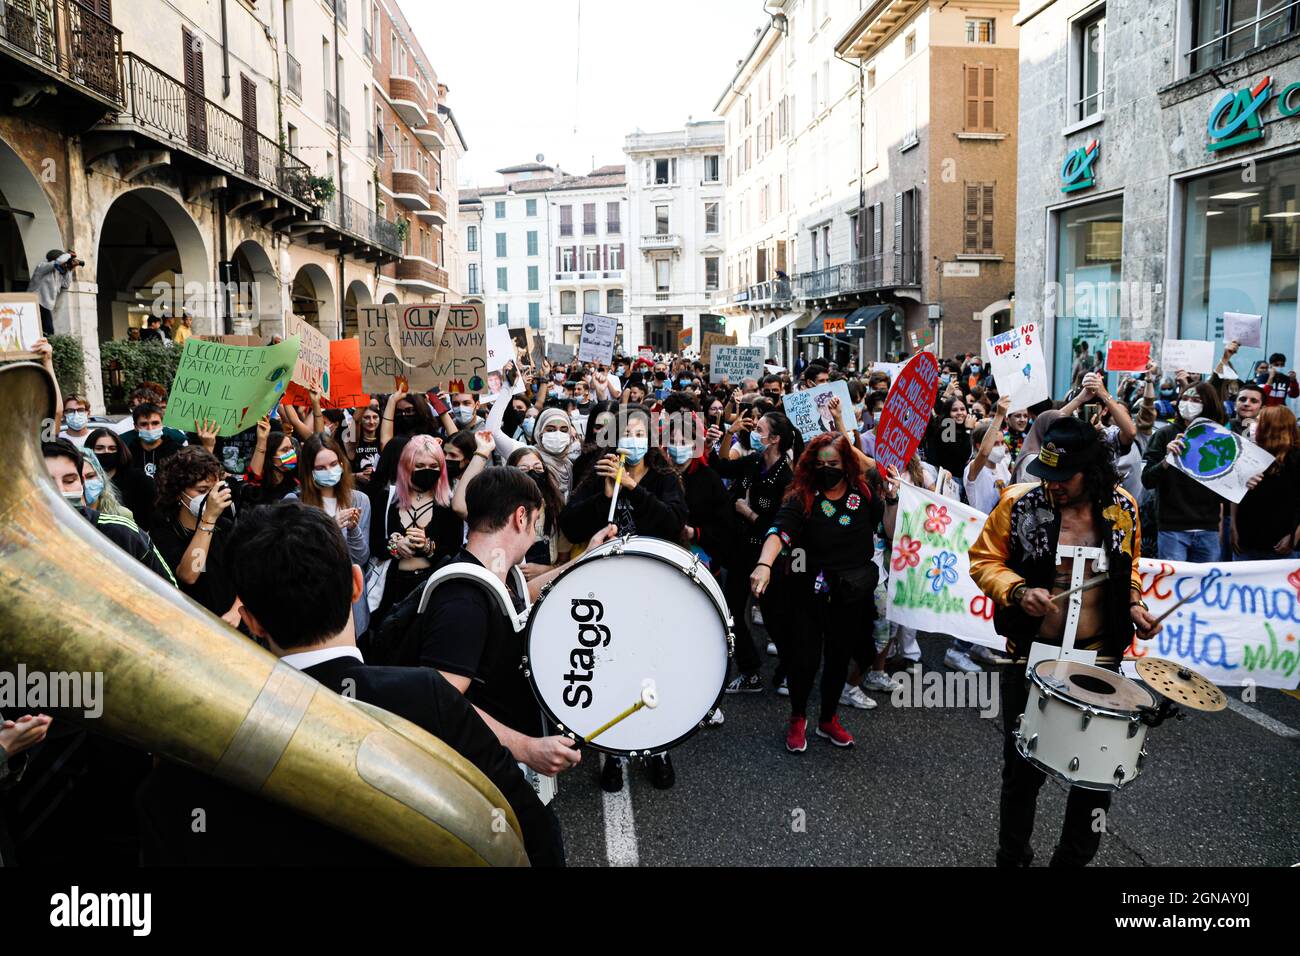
[1049,574,1110,604]
[583,684,659,744]
[606,451,629,524]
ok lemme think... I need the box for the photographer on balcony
[28,249,83,336]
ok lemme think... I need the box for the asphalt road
[550,625,1300,867]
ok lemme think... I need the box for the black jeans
[998,665,1111,867]
[724,553,793,678]
[787,587,872,723]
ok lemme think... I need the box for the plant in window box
[395,218,409,243]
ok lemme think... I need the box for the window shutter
[981,184,995,253]
[874,202,883,259]
[183,27,207,151]
[964,184,979,253]
[982,67,995,130]
[241,74,257,175]
[911,187,921,283]
[964,66,979,130]
[893,192,903,280]
[557,247,562,271]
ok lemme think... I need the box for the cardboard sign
[323,338,367,409]
[709,345,764,383]
[910,327,933,351]
[1166,418,1274,504]
[485,325,514,373]
[1104,340,1152,373]
[546,342,576,365]
[873,351,940,475]
[1223,311,1262,349]
[678,327,694,352]
[782,380,855,441]
[986,321,1049,412]
[1161,339,1215,375]
[578,312,617,365]
[0,293,42,359]
[162,337,301,437]
[700,332,737,367]
[283,314,331,404]
[507,326,538,368]
[359,302,486,394]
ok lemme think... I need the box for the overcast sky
[410,0,769,186]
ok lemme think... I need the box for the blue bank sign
[1207,75,1300,152]
[1060,139,1099,193]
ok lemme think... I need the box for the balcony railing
[118,52,309,200]
[286,52,301,98]
[793,252,917,300]
[606,221,621,234]
[0,0,123,106]
[747,278,793,305]
[641,233,681,250]
[324,89,337,129]
[315,191,402,256]
[389,142,430,174]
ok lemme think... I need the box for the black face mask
[527,468,548,493]
[96,450,121,471]
[815,466,845,491]
[445,459,466,480]
[410,467,441,492]
[395,411,417,434]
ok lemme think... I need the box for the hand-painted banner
[1166,417,1273,504]
[885,483,1005,650]
[1125,558,1300,689]
[987,321,1049,412]
[359,302,485,394]
[1104,340,1151,373]
[874,351,939,475]
[162,337,300,437]
[283,314,331,404]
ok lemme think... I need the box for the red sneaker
[786,716,808,753]
[816,715,855,747]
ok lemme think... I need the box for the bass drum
[523,536,733,757]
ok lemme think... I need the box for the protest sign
[578,312,617,365]
[638,347,654,363]
[782,380,854,441]
[710,345,763,383]
[1166,418,1273,504]
[481,363,525,407]
[485,325,514,372]
[283,314,331,405]
[1125,558,1300,689]
[700,332,737,367]
[987,321,1049,412]
[869,361,903,384]
[323,338,367,409]
[678,327,694,352]
[359,302,486,394]
[546,342,576,365]
[507,326,539,368]
[162,337,301,437]
[886,483,1005,651]
[1223,311,1262,348]
[1161,339,1215,375]
[873,351,940,475]
[0,293,42,359]
[1104,340,1152,373]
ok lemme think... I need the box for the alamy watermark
[1,666,103,719]
[890,664,1000,719]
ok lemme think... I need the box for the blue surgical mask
[667,444,694,465]
[749,432,767,452]
[83,477,104,505]
[65,411,88,431]
[138,427,163,443]
[521,417,536,438]
[939,375,952,387]
[617,436,649,465]
[313,465,343,487]
[453,406,476,425]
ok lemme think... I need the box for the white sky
[409,0,769,187]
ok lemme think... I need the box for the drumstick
[583,685,659,744]
[1049,574,1110,605]
[606,451,628,524]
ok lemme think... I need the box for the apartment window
[655,258,670,293]
[495,233,507,257]
[704,155,721,182]
[527,230,539,256]
[607,201,621,233]
[866,67,876,91]
[560,291,577,315]
[655,205,670,235]
[528,302,541,327]
[528,265,539,291]
[467,263,480,295]
[647,157,677,186]
[492,201,504,219]
[584,246,600,271]
[905,31,916,57]
[583,203,597,235]
[705,257,720,291]
[894,187,922,285]
[705,202,720,234]
[850,212,861,259]
[560,246,576,272]
[583,290,600,314]
[1075,8,1105,120]
[964,65,996,131]
[526,198,538,217]
[496,267,508,292]
[609,244,624,271]
[1190,0,1298,72]
[964,183,995,254]
[559,205,573,236]
[607,289,624,314]
[286,123,298,156]
[966,17,996,44]
[467,225,478,252]
[498,304,509,325]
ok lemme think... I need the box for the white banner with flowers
[885,483,1006,650]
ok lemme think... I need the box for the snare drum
[1014,660,1155,791]
[522,536,733,757]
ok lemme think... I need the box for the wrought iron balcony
[115,52,310,202]
[310,190,402,259]
[745,278,793,306]
[793,253,916,300]
[324,89,337,129]
[0,0,123,109]
[286,53,301,99]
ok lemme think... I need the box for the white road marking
[601,758,639,867]
[1225,697,1300,740]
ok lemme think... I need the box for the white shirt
[966,457,1012,515]
[280,645,364,670]
[59,429,90,448]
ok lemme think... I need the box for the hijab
[533,406,576,498]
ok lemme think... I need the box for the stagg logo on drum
[564,598,609,709]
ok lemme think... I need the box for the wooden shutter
[893,192,903,280]
[183,27,207,151]
[981,67,995,130]
[241,74,258,176]
[981,184,995,253]
[910,187,921,283]
[964,65,996,131]
[964,184,979,253]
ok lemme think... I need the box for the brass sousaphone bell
[0,362,526,866]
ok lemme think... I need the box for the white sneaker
[752,607,765,626]
[839,683,878,710]
[944,648,981,673]
[707,707,725,726]
[776,676,789,697]
[862,670,903,693]
[766,641,778,657]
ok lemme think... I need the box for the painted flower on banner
[1288,567,1300,600]
[927,551,959,593]
[892,535,922,572]
[924,504,952,534]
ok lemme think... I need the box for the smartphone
[1081,403,1101,421]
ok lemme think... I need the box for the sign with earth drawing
[1166,418,1274,504]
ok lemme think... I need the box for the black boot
[648,753,675,790]
[600,755,624,793]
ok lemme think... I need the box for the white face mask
[988,444,1007,465]
[183,491,205,518]
[1179,400,1203,421]
[540,431,570,456]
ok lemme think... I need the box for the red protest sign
[873,351,940,475]
[323,338,368,409]
[1105,340,1151,373]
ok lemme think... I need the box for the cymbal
[1136,658,1228,712]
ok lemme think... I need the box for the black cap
[1027,416,1102,481]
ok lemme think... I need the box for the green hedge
[99,340,183,411]
[49,334,85,398]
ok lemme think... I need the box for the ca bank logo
[1060,139,1099,193]
[1207,76,1272,151]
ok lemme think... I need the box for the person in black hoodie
[924,394,972,494]
[1230,405,1300,560]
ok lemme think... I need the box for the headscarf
[533,406,576,498]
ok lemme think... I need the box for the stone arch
[0,136,64,287]
[291,263,337,337]
[232,240,279,335]
[343,278,373,338]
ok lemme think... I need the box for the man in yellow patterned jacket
[970,416,1162,867]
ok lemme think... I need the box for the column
[55,280,106,414]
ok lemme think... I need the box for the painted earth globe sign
[1180,421,1239,479]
